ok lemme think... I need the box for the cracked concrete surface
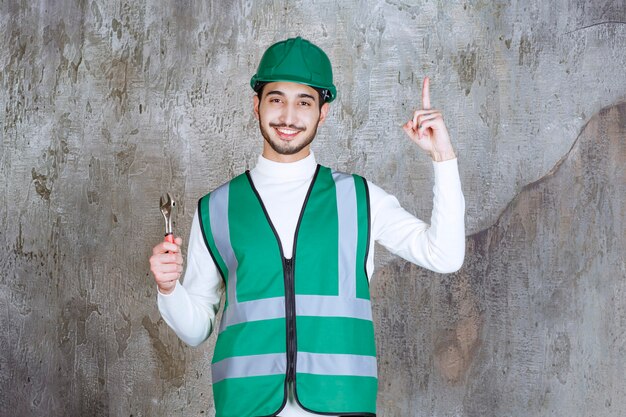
[374,102,626,417]
[1,1,625,416]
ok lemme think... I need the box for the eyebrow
[265,90,317,101]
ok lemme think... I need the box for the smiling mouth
[271,124,305,139]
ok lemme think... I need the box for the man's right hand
[149,237,184,295]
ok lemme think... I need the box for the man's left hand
[402,77,456,162]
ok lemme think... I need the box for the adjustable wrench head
[159,192,176,235]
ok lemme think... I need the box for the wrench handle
[164,233,175,244]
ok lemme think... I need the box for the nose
[279,102,298,126]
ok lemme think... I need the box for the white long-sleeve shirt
[158,152,465,416]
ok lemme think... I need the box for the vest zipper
[245,166,322,414]
[284,257,296,383]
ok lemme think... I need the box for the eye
[300,101,312,106]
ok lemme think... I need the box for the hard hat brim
[250,75,337,103]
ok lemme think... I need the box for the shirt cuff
[432,157,460,184]
[157,280,182,298]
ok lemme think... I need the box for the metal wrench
[159,192,176,243]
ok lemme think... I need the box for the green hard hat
[250,37,337,102]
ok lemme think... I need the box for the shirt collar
[253,151,318,181]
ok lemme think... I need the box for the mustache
[269,122,306,132]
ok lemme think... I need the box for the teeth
[277,128,298,135]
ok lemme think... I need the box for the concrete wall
[1,0,625,416]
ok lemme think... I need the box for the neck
[254,151,317,181]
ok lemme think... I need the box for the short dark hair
[255,83,328,109]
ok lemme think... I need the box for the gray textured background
[1,1,625,416]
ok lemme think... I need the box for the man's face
[254,81,330,163]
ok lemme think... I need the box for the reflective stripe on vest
[198,165,377,417]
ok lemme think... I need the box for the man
[150,37,465,417]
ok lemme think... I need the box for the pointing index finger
[422,76,431,110]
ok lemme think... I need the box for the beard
[258,117,320,156]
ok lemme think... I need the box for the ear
[253,95,260,120]
[318,102,330,125]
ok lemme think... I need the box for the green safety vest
[198,165,377,417]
